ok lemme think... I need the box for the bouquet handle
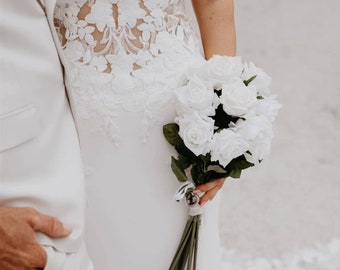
[169,214,201,270]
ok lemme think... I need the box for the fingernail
[193,189,201,194]
[200,201,206,207]
[63,225,72,234]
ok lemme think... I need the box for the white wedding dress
[54,1,222,269]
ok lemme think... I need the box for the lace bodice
[54,0,204,144]
[55,0,200,69]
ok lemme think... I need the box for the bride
[54,0,236,269]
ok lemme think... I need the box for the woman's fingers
[198,185,220,206]
[195,179,224,193]
[194,178,225,205]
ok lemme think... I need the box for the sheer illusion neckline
[54,0,192,73]
[54,0,203,144]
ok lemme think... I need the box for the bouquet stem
[169,214,201,270]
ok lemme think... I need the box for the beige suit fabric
[0,0,93,268]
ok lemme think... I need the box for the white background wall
[187,1,340,269]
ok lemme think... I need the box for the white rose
[182,59,211,84]
[210,129,249,167]
[175,75,219,117]
[178,112,214,156]
[220,78,257,117]
[208,55,243,89]
[241,62,272,97]
[234,116,274,163]
[256,95,282,122]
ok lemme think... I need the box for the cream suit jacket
[0,0,92,269]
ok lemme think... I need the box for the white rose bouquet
[163,55,281,270]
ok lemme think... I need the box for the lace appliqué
[54,0,204,145]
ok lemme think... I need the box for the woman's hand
[192,0,236,59]
[195,178,226,206]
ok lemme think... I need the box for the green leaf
[175,142,197,161]
[171,156,188,183]
[243,75,257,86]
[226,155,254,171]
[199,153,211,165]
[163,124,198,162]
[190,163,204,185]
[207,165,227,174]
[178,154,192,169]
[229,169,242,178]
[163,123,181,147]
[203,171,229,183]
[222,155,254,179]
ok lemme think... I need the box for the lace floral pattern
[54,0,204,144]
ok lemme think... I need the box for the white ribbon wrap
[173,181,195,201]
[174,182,208,216]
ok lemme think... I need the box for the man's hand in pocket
[0,206,72,270]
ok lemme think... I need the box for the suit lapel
[43,0,81,128]
[43,0,65,64]
[42,0,57,22]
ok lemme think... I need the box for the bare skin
[0,206,72,270]
[192,0,236,205]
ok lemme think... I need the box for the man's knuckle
[28,246,47,267]
[32,216,42,230]
[24,210,42,230]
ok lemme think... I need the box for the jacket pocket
[0,105,40,152]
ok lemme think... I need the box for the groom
[0,1,92,269]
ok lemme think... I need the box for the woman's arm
[191,0,236,204]
[192,0,236,59]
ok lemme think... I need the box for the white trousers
[43,242,94,270]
